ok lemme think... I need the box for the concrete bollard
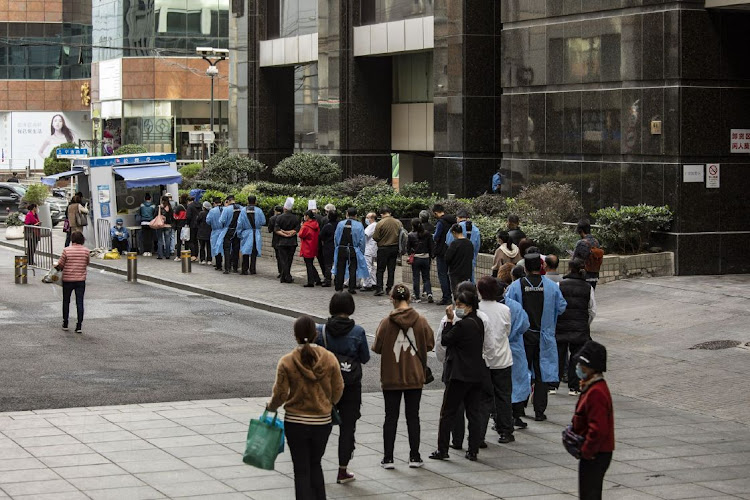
[14,255,27,284]
[126,252,137,282]
[181,250,192,273]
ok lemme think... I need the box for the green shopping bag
[242,410,284,470]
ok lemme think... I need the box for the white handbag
[180,226,190,242]
[42,267,63,286]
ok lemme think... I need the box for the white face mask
[455,308,466,319]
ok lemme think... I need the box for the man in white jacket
[361,212,378,291]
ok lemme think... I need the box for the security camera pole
[196,47,229,155]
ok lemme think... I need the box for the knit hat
[524,252,542,271]
[575,340,607,373]
[202,201,211,210]
[308,200,317,210]
[283,197,294,210]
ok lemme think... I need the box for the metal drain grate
[690,340,742,350]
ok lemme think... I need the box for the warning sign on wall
[730,129,750,153]
[706,163,720,189]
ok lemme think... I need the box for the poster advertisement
[0,111,92,166]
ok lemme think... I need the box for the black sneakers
[514,418,528,429]
[534,413,547,422]
[428,450,449,460]
[498,433,515,444]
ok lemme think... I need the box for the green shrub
[517,182,583,225]
[470,193,511,217]
[201,189,227,203]
[356,183,395,200]
[196,148,266,186]
[273,153,342,185]
[230,184,258,203]
[473,215,506,254]
[22,184,50,205]
[399,181,431,198]
[355,193,434,220]
[179,162,202,179]
[43,142,77,175]
[592,204,673,254]
[191,179,232,193]
[113,144,148,155]
[340,175,387,196]
[523,222,581,256]
[434,198,472,216]
[5,212,24,226]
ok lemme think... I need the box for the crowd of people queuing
[257,195,612,500]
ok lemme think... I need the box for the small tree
[196,149,267,186]
[517,182,583,226]
[43,142,77,175]
[23,184,50,205]
[113,144,148,155]
[273,153,342,186]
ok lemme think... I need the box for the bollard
[181,250,192,273]
[126,252,137,282]
[14,255,27,284]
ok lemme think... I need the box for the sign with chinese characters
[56,147,89,159]
[730,129,750,153]
[4,111,91,163]
[683,165,704,183]
[706,163,720,188]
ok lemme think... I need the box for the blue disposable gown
[445,220,481,280]
[332,219,369,280]
[504,297,531,404]
[506,276,567,384]
[217,203,242,250]
[206,206,224,256]
[236,205,266,256]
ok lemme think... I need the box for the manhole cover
[204,311,232,316]
[690,340,741,350]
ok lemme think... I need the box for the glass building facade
[0,23,92,79]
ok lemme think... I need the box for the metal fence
[23,225,53,271]
[97,218,112,250]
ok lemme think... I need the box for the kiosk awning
[113,164,182,188]
[41,169,84,186]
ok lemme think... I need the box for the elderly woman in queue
[571,340,614,500]
[267,315,344,500]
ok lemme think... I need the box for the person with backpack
[372,284,435,469]
[372,206,403,296]
[314,292,370,484]
[333,207,369,293]
[186,195,203,260]
[237,195,266,275]
[319,207,338,287]
[445,209,481,282]
[196,201,212,264]
[172,195,188,261]
[431,204,457,305]
[218,195,242,274]
[572,219,603,289]
[206,197,225,270]
[445,224,474,299]
[137,193,155,256]
[407,218,435,303]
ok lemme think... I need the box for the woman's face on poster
[52,115,64,131]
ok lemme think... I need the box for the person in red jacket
[299,210,322,288]
[572,340,614,500]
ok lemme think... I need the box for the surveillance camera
[212,48,229,56]
[196,47,213,55]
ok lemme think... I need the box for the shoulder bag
[74,205,88,227]
[149,206,166,229]
[322,325,362,386]
[402,327,434,385]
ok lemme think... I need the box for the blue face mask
[455,308,466,319]
[575,364,586,381]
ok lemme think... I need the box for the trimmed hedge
[273,153,342,185]
[43,142,77,175]
[592,204,673,253]
[113,144,148,155]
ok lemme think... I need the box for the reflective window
[361,0,433,25]
[266,0,317,39]
[393,52,433,104]
[294,63,318,150]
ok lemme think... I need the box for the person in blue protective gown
[205,197,225,271]
[236,195,266,275]
[505,253,566,422]
[333,207,369,294]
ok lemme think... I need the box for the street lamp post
[196,47,228,155]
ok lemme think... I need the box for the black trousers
[438,379,484,454]
[141,226,153,253]
[277,245,296,282]
[241,238,258,274]
[558,341,585,391]
[214,253,223,270]
[62,281,85,327]
[336,384,362,467]
[223,233,240,271]
[376,245,399,292]
[285,422,332,500]
[490,367,514,435]
[174,225,186,256]
[411,256,432,297]
[304,257,321,285]
[198,239,211,262]
[436,255,452,302]
[579,452,612,500]
[383,389,422,460]
[524,341,548,415]
[111,238,128,254]
[189,232,199,259]
[512,401,527,419]
[273,247,283,276]
[334,247,357,291]
[585,271,599,290]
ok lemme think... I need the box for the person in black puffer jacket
[314,292,370,484]
[196,201,213,264]
[407,218,435,303]
[556,258,597,395]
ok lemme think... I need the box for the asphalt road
[0,246,414,412]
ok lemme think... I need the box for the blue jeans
[156,228,171,258]
[436,255,451,302]
[411,256,432,297]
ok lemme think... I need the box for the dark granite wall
[501,2,750,275]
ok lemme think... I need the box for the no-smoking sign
[706,163,720,189]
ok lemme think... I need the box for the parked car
[0,183,27,223]
[46,197,67,226]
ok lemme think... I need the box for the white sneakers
[174,257,181,261]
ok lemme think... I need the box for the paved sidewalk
[1,391,749,500]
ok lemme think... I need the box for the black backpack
[321,325,362,386]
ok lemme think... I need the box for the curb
[0,239,325,323]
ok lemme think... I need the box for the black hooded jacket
[434,214,457,257]
[314,316,370,365]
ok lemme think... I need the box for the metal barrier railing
[23,225,53,271]
[97,218,112,250]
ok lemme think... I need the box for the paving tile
[0,457,47,471]
[53,463,128,479]
[2,479,77,496]
[13,435,83,448]
[636,483,728,499]
[100,448,176,463]
[39,453,111,468]
[88,440,156,454]
[182,454,243,469]
[67,474,146,490]
[135,468,212,486]
[84,485,166,500]
[116,459,192,474]
[473,480,562,498]
[1,427,66,439]
[146,435,216,449]
[244,487,297,500]
[176,494,251,500]
[0,467,61,483]
[696,478,750,495]
[14,491,90,500]
[154,479,236,497]
[406,486,497,500]
[26,444,94,457]
[203,465,278,480]
[131,427,197,440]
[0,447,32,460]
[76,431,141,444]
[161,444,232,458]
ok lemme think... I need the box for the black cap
[575,340,607,373]
[524,252,542,271]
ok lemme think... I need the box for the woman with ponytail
[372,284,435,470]
[268,315,344,499]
